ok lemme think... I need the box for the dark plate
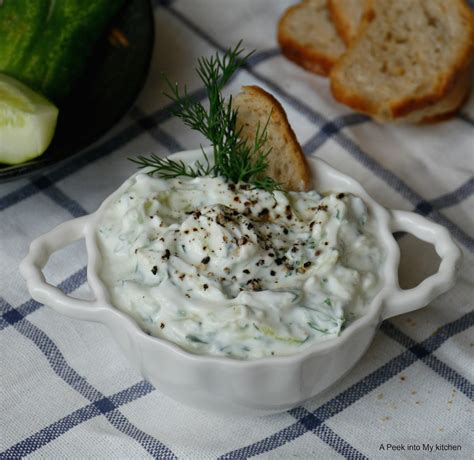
[0,0,154,182]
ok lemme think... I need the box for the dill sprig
[130,41,281,192]
[129,154,203,179]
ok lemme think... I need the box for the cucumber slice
[0,73,58,165]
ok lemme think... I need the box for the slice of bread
[233,85,312,192]
[278,0,346,76]
[328,0,472,122]
[398,64,472,123]
[330,0,474,121]
[328,0,365,45]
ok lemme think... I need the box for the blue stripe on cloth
[0,297,176,458]
[0,297,29,316]
[160,3,474,252]
[9,267,470,459]
[0,380,176,459]
[458,113,474,125]
[421,209,473,251]
[427,177,474,211]
[302,113,370,154]
[246,48,281,67]
[380,321,474,399]
[129,107,185,152]
[221,412,367,460]
[220,310,473,459]
[3,303,105,401]
[104,411,176,459]
[0,182,39,212]
[0,174,87,218]
[3,272,470,458]
[295,409,368,460]
[32,176,88,218]
[109,380,155,406]
[311,312,473,423]
[395,177,474,240]
[300,417,368,460]
[0,404,102,459]
[219,417,309,460]
[0,267,87,332]
[422,354,474,400]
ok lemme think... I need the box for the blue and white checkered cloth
[1,1,473,458]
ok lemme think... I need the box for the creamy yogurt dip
[97,174,384,359]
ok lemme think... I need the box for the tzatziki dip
[97,174,384,359]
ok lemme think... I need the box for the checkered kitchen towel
[1,1,473,458]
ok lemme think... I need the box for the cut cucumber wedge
[0,73,58,165]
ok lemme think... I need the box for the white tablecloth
[1,1,473,458]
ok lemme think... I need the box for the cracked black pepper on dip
[97,174,384,359]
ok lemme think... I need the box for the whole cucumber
[0,0,125,105]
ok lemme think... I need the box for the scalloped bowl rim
[81,148,401,367]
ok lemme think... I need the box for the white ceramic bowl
[20,150,461,416]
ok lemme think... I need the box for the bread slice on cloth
[399,64,472,123]
[329,0,474,121]
[278,0,346,76]
[328,0,365,45]
[233,85,312,192]
[328,0,472,122]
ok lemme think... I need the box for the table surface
[1,1,473,458]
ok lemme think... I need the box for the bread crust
[328,0,363,45]
[328,0,350,44]
[330,0,474,121]
[403,64,472,123]
[331,63,472,123]
[419,92,469,123]
[278,1,342,77]
[234,85,312,192]
[392,0,474,118]
[279,37,335,76]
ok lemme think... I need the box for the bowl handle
[382,210,462,320]
[20,215,103,320]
